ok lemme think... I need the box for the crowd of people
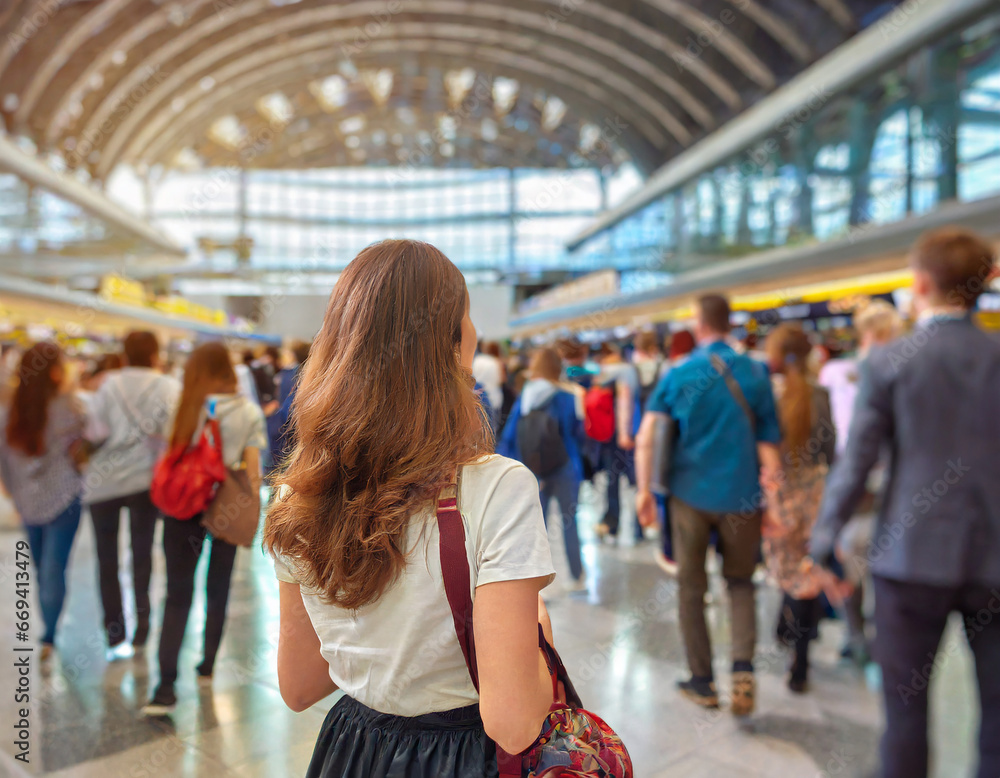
[0,226,996,778]
[0,332,307,715]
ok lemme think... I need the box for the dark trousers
[873,576,1000,778]
[599,442,635,538]
[89,489,159,646]
[776,594,821,681]
[539,463,583,580]
[24,499,81,645]
[671,497,760,680]
[157,515,238,689]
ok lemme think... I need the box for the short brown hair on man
[634,330,660,354]
[123,331,159,367]
[911,228,996,308]
[696,294,731,334]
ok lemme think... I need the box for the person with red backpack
[143,342,265,716]
[499,347,586,591]
[587,344,642,542]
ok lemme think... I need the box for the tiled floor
[0,478,982,776]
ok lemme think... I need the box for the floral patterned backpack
[437,491,633,778]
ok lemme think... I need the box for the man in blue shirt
[635,294,782,715]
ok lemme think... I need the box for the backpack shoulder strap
[710,353,756,434]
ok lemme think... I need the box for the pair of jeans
[24,498,82,645]
[598,442,636,538]
[157,515,238,690]
[539,463,584,581]
[873,576,1000,778]
[671,497,760,679]
[89,489,160,646]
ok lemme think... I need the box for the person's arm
[751,372,784,492]
[634,411,661,527]
[276,581,338,711]
[242,446,262,491]
[474,576,553,753]
[616,380,635,450]
[811,358,892,563]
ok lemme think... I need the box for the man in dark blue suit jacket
[812,228,1000,778]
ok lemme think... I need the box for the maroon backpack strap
[436,488,523,778]
[436,488,479,691]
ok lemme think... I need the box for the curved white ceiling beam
[722,0,813,62]
[14,0,134,128]
[47,0,745,146]
[641,0,779,85]
[102,23,689,177]
[81,0,717,164]
[131,39,669,175]
[812,0,857,30]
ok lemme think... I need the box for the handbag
[436,487,633,778]
[201,464,260,547]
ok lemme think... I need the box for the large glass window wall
[151,167,605,274]
[570,10,1000,273]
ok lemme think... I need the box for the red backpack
[151,418,228,519]
[583,385,615,443]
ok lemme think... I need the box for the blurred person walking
[819,299,904,665]
[87,331,179,654]
[0,343,87,660]
[266,340,310,474]
[812,228,1000,778]
[265,240,559,776]
[500,347,586,590]
[590,344,641,542]
[635,295,782,715]
[143,342,266,715]
[472,341,506,419]
[761,324,836,693]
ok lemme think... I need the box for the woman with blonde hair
[265,240,557,777]
[143,342,265,715]
[762,323,836,693]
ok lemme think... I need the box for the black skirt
[305,695,499,778]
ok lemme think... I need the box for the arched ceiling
[0,0,891,178]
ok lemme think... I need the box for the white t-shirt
[198,394,267,468]
[84,368,181,503]
[273,455,555,717]
[471,353,504,410]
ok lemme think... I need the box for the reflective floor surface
[0,478,982,777]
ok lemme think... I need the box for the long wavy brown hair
[170,342,237,448]
[7,342,64,456]
[764,323,814,463]
[263,239,490,609]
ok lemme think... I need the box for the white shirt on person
[273,454,555,717]
[200,394,267,467]
[471,353,504,410]
[84,367,181,504]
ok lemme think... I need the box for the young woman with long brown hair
[762,323,836,693]
[143,341,265,715]
[0,342,86,660]
[265,240,557,777]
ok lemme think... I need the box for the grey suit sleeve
[811,356,893,560]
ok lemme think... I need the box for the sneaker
[676,677,719,709]
[568,573,588,593]
[594,523,610,539]
[39,643,54,662]
[654,550,678,577]
[787,676,808,694]
[730,671,755,716]
[105,642,134,662]
[141,687,177,716]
